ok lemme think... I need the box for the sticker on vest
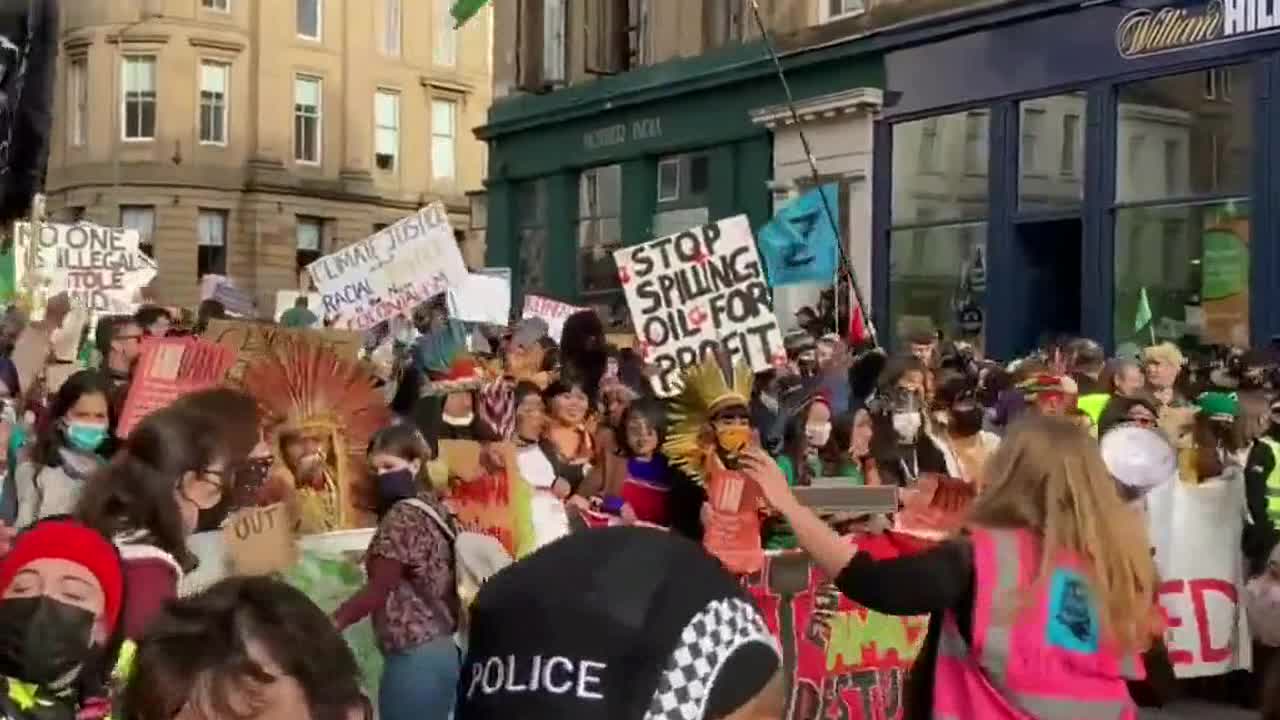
[1046,569,1099,653]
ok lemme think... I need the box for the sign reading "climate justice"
[1117,0,1280,58]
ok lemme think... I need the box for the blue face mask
[375,468,419,516]
[65,422,108,453]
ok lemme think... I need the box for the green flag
[450,0,489,28]
[1134,286,1152,333]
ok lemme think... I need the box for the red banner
[117,337,236,437]
[745,532,932,720]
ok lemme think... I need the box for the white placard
[305,204,468,331]
[14,221,158,319]
[521,295,585,343]
[612,215,784,397]
[1145,472,1252,678]
[447,268,511,325]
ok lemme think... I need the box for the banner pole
[747,0,878,348]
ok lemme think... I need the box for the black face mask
[0,596,96,688]
[950,407,985,437]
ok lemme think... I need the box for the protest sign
[212,280,256,318]
[745,533,929,720]
[14,221,157,319]
[892,474,975,542]
[306,205,468,331]
[447,268,511,325]
[521,294,586,343]
[613,215,785,396]
[225,503,297,576]
[440,441,535,559]
[117,337,237,437]
[204,319,361,384]
[1146,475,1252,677]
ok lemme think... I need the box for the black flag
[0,0,58,225]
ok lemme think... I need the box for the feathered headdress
[241,338,392,531]
[662,357,753,483]
[243,338,391,444]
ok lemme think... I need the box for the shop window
[577,164,622,295]
[657,158,679,201]
[1018,93,1085,212]
[1116,65,1251,204]
[516,180,548,293]
[892,111,989,225]
[889,222,987,345]
[197,209,228,278]
[1113,200,1249,350]
[653,151,711,237]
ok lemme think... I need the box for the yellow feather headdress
[662,357,753,483]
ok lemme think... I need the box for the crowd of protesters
[0,291,1275,719]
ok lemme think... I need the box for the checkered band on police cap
[643,597,780,720]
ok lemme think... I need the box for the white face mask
[893,412,922,442]
[805,422,832,448]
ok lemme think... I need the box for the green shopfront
[478,41,883,324]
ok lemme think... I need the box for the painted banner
[116,337,237,438]
[521,294,585,342]
[745,532,930,720]
[203,319,362,384]
[1145,473,1253,678]
[14,221,156,318]
[284,530,382,701]
[447,268,512,326]
[613,215,785,396]
[306,205,468,331]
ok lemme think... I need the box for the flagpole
[747,0,878,348]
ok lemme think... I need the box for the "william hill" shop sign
[1117,0,1280,58]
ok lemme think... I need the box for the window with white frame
[431,98,457,181]
[297,0,321,40]
[296,216,324,273]
[544,0,566,83]
[202,0,230,11]
[375,90,399,171]
[294,76,322,164]
[657,158,679,201]
[822,0,865,22]
[122,56,157,140]
[380,0,401,57]
[199,62,229,145]
[197,209,228,278]
[120,205,155,258]
[434,0,456,66]
[69,58,87,147]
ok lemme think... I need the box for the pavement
[1137,701,1260,718]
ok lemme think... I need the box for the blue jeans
[380,636,460,720]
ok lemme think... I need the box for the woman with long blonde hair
[746,414,1159,719]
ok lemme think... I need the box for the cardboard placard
[117,337,237,437]
[613,215,785,396]
[203,319,362,384]
[306,204,468,330]
[521,295,586,343]
[14,221,157,318]
[225,503,297,576]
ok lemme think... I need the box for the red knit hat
[0,520,124,636]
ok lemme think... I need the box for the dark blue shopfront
[870,0,1280,359]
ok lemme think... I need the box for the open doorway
[1011,218,1082,355]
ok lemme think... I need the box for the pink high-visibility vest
[932,528,1143,720]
